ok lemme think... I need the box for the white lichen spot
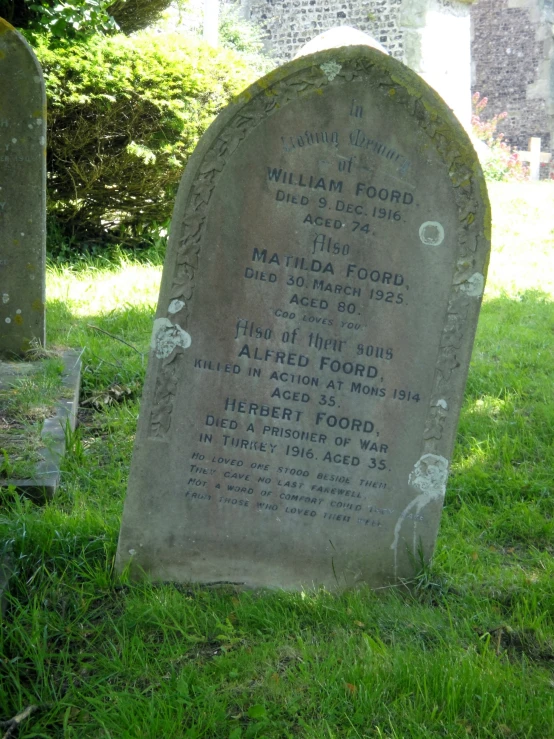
[168,299,186,314]
[2,294,9,304]
[15,309,21,315]
[11,138,17,144]
[391,454,449,572]
[151,317,191,359]
[419,221,445,246]
[408,454,449,498]
[436,399,448,409]
[4,317,11,324]
[20,233,24,237]
[28,123,34,130]
[128,548,137,556]
[39,136,45,146]
[460,272,484,297]
[320,60,342,81]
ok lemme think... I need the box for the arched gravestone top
[117,46,490,590]
[0,18,46,357]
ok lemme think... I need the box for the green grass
[1,182,554,737]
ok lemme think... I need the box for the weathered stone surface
[0,350,82,501]
[0,18,46,357]
[117,46,490,590]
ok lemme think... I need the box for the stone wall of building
[231,0,554,166]
[471,0,554,156]
[230,0,473,127]
[236,0,405,62]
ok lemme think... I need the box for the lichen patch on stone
[419,221,445,246]
[459,272,484,297]
[320,61,342,81]
[391,454,449,572]
[151,318,191,359]
[168,299,186,314]
[408,454,449,499]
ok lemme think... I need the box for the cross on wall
[517,137,552,180]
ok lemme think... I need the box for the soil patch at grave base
[0,348,82,502]
[476,626,554,665]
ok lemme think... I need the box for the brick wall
[226,0,554,169]
[471,0,553,158]
[229,0,473,127]
[235,0,405,62]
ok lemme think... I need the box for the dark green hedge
[34,32,258,249]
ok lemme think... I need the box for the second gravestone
[0,18,46,356]
[117,46,490,589]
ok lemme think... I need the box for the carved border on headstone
[147,50,488,446]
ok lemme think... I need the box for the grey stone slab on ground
[0,18,47,357]
[0,349,82,501]
[117,46,490,590]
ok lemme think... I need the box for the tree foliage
[0,0,174,36]
[1,0,116,36]
[1,0,33,27]
[107,0,173,34]
[34,32,257,249]
[219,5,265,55]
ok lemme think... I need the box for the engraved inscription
[117,46,490,590]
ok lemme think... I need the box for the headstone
[0,18,46,357]
[117,45,490,590]
[517,137,551,181]
[0,22,81,512]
